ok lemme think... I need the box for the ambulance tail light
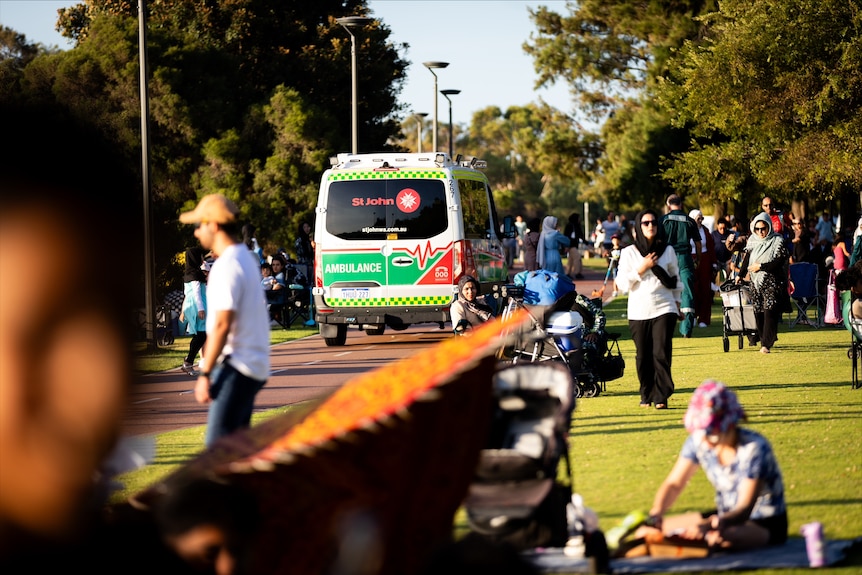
[315,249,323,288]
[453,240,476,285]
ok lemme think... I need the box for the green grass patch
[120,295,861,573]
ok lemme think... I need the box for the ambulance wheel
[365,324,385,336]
[723,337,729,353]
[324,324,348,346]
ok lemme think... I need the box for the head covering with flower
[683,379,747,435]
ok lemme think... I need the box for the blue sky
[0,0,574,126]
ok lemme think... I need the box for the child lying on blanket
[635,380,788,551]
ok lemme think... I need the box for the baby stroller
[500,271,622,398]
[719,279,757,352]
[155,305,174,346]
[842,290,862,390]
[464,362,610,566]
[464,362,575,549]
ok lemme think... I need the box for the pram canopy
[465,362,576,550]
[513,270,575,306]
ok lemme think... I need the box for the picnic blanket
[523,537,860,573]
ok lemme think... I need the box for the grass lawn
[121,265,861,573]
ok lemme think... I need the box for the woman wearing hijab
[638,380,787,550]
[616,209,681,409]
[536,216,570,275]
[450,275,495,333]
[737,213,789,354]
[180,247,209,376]
[522,218,541,272]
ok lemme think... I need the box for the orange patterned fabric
[255,307,528,458]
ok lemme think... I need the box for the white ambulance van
[312,152,510,346]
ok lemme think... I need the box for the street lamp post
[440,89,460,158]
[414,112,428,153]
[336,16,373,154]
[422,61,449,152]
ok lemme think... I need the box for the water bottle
[800,522,825,567]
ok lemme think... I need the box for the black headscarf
[183,247,208,283]
[633,209,676,290]
[456,275,494,324]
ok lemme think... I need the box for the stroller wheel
[581,381,600,398]
[572,382,582,399]
[723,337,729,353]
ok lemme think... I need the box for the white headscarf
[689,209,706,253]
[536,216,558,269]
[745,212,786,290]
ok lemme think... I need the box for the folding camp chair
[286,284,311,326]
[266,289,290,329]
[788,262,823,328]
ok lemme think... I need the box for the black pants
[755,306,781,349]
[629,313,677,404]
[185,332,206,364]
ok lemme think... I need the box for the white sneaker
[698,322,708,328]
[180,362,199,377]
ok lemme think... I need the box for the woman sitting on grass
[638,379,787,550]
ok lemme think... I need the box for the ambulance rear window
[325,179,448,240]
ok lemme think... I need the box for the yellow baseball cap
[179,194,238,224]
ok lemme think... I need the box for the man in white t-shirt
[180,194,270,446]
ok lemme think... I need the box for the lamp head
[336,16,373,28]
[440,89,461,96]
[423,61,450,70]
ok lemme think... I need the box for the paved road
[123,259,614,437]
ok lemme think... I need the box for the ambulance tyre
[323,324,348,347]
[365,324,385,336]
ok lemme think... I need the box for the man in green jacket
[660,194,701,338]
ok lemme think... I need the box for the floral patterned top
[681,428,786,520]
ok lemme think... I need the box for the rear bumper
[314,296,449,327]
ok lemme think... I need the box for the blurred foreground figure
[0,103,152,569]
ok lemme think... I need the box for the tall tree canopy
[3,0,409,291]
[526,0,859,222]
[658,0,862,206]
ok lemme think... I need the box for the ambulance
[312,152,511,346]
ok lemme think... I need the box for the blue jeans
[205,360,266,447]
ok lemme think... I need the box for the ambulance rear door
[320,171,455,311]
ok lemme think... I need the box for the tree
[5,0,410,290]
[657,0,862,216]
[56,0,408,153]
[526,0,718,122]
[524,1,718,213]
[0,26,50,99]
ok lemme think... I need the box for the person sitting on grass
[637,379,788,551]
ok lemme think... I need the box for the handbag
[824,270,842,325]
[597,337,625,382]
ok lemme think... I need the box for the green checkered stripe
[327,295,453,307]
[329,170,445,181]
